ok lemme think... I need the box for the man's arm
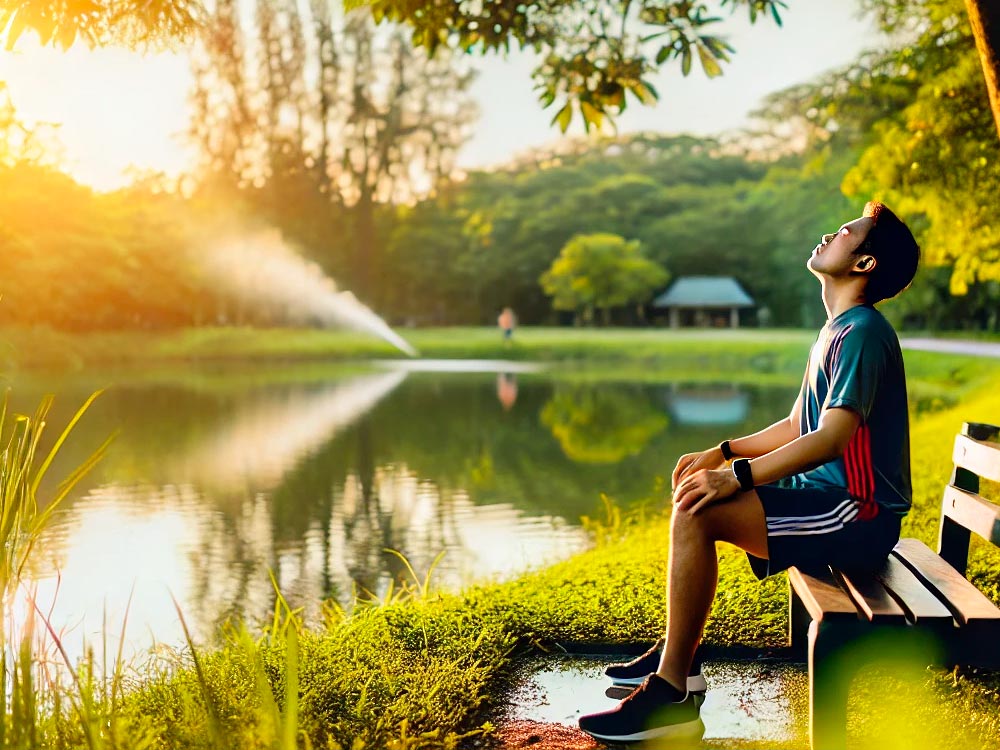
[745,406,859,486]
[671,391,803,488]
[729,390,803,458]
[673,406,861,513]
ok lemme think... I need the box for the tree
[368,0,1000,142]
[965,0,1000,137]
[367,0,786,133]
[0,0,203,49]
[540,233,668,325]
[0,85,61,166]
[844,0,1000,294]
[187,5,477,303]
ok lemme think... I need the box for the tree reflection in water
[541,384,669,463]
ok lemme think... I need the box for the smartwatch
[719,440,735,461]
[732,458,754,492]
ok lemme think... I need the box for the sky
[0,0,884,191]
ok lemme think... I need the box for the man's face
[807,216,875,278]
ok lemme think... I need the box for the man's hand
[671,446,726,490]
[672,468,741,514]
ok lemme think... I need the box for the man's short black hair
[856,201,920,304]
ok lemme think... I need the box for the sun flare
[0,37,194,190]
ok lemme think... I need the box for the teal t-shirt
[787,304,912,517]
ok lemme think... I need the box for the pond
[7,361,794,659]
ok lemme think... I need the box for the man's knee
[671,497,756,544]
[670,506,711,541]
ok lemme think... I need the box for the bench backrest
[938,422,1000,576]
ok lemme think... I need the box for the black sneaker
[605,639,708,696]
[579,673,704,743]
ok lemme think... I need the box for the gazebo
[652,276,755,328]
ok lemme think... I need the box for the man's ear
[855,255,876,273]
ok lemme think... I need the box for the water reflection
[541,384,669,463]
[662,385,751,426]
[172,370,407,490]
[497,372,518,411]
[12,367,793,659]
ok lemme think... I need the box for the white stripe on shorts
[768,502,860,537]
[766,498,855,529]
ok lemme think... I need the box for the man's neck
[821,279,868,320]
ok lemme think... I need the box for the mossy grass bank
[2,339,999,748]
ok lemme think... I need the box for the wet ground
[497,654,810,750]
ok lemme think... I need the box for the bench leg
[808,620,856,750]
[788,582,810,659]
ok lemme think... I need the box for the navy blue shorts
[747,484,902,580]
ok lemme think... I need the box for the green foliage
[0,0,204,50]
[540,233,668,324]
[384,135,774,325]
[0,392,115,749]
[0,392,108,600]
[7,120,991,332]
[752,0,1000,316]
[842,1,1000,293]
[366,0,787,133]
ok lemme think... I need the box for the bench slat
[941,485,1000,546]
[953,433,1000,484]
[873,555,954,625]
[892,538,1000,627]
[788,566,860,623]
[836,569,908,624]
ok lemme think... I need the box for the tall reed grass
[0,390,113,747]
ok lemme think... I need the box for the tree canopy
[364,0,787,132]
[540,233,668,325]
[364,0,1000,140]
[0,0,203,50]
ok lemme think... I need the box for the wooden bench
[787,421,1000,750]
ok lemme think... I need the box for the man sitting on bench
[579,201,921,743]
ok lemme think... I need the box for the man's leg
[656,490,768,690]
[578,491,769,743]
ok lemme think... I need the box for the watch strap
[719,440,735,461]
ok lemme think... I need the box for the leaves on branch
[0,0,205,51]
[365,0,787,131]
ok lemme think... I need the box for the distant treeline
[1,0,997,333]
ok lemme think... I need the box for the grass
[0,325,818,373]
[0,392,113,749]
[1,333,1000,748]
[4,324,995,391]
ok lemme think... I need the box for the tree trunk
[966,0,1000,139]
[310,0,337,196]
[355,188,377,303]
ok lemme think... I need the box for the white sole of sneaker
[610,673,708,693]
[583,716,705,743]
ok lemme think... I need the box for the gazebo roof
[652,276,755,308]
